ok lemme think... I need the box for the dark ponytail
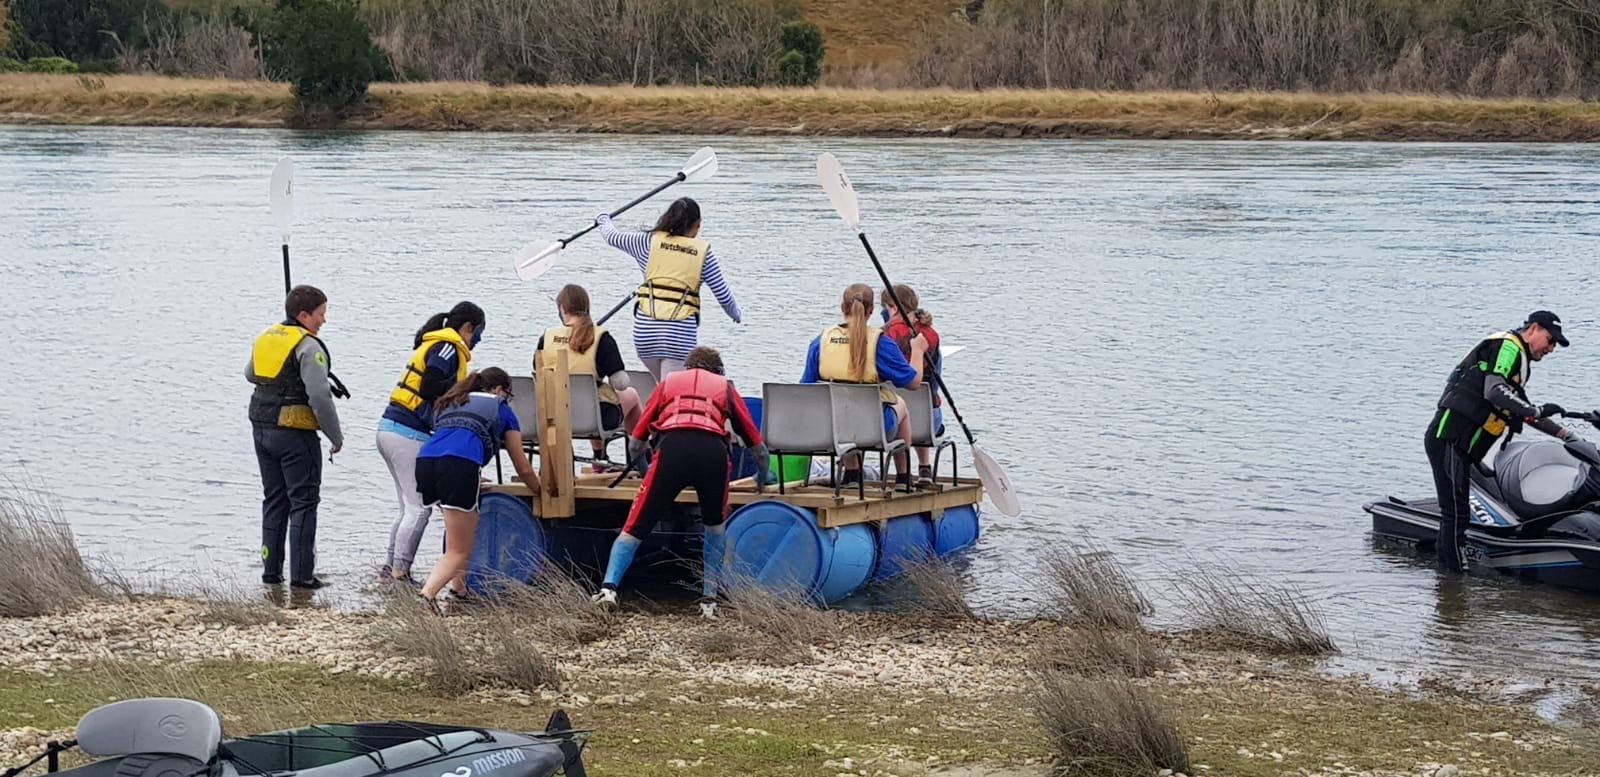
[651,197,701,237]
[412,300,486,348]
[435,367,511,411]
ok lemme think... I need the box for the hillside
[801,0,965,69]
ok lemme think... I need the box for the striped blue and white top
[598,214,742,361]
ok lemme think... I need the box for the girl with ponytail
[534,284,643,472]
[801,284,929,492]
[412,367,539,613]
[596,196,743,381]
[377,300,488,584]
[881,284,943,487]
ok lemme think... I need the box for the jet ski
[2,698,588,777]
[1364,411,1600,593]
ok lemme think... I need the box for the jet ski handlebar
[1561,410,1600,423]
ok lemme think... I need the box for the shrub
[1171,559,1336,655]
[269,0,384,120]
[25,55,76,73]
[0,56,23,71]
[1032,671,1190,777]
[1037,542,1151,631]
[512,63,544,85]
[76,57,121,73]
[776,19,822,85]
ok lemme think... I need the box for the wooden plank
[485,477,984,526]
[536,349,576,518]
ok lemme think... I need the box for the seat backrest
[625,369,657,406]
[507,376,539,434]
[77,698,223,763]
[568,376,607,438]
[830,383,890,452]
[762,383,836,455]
[894,385,936,446]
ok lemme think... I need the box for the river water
[3,125,1600,689]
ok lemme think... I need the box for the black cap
[1525,310,1569,347]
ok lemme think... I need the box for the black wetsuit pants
[1424,430,1472,573]
[253,425,322,583]
[623,430,730,539]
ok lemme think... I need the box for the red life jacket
[653,368,730,436]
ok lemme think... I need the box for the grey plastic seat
[761,383,842,496]
[76,698,223,764]
[570,375,627,457]
[894,384,958,486]
[830,383,908,498]
[624,369,658,407]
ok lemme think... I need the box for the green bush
[9,0,167,61]
[774,49,808,86]
[513,63,545,86]
[268,0,385,119]
[26,55,77,73]
[0,57,23,72]
[777,20,823,86]
[76,57,122,74]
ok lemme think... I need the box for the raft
[465,350,985,604]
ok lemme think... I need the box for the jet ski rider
[1426,310,1574,573]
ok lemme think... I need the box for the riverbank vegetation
[2,485,1598,776]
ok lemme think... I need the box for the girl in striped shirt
[597,197,741,380]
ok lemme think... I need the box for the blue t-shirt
[418,397,520,466]
[380,341,464,433]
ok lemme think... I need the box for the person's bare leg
[421,507,478,600]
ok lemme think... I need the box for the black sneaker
[841,469,863,486]
[894,473,914,494]
[262,573,284,586]
[290,577,329,590]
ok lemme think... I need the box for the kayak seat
[895,385,957,487]
[76,698,223,765]
[624,369,657,407]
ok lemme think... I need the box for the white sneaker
[591,588,618,610]
[698,600,719,620]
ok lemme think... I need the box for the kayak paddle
[270,158,295,294]
[514,146,719,281]
[815,152,1021,518]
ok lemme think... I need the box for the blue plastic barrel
[728,396,764,481]
[465,492,547,594]
[872,512,937,581]
[934,505,981,556]
[725,499,881,603]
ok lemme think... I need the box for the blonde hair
[556,284,596,354]
[839,283,875,380]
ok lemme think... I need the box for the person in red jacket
[882,284,943,487]
[592,346,769,618]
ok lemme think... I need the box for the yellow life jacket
[635,232,708,321]
[538,325,619,405]
[388,328,471,412]
[248,322,320,430]
[817,323,896,404]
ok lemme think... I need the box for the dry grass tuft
[1031,670,1190,777]
[1172,560,1336,655]
[0,483,109,618]
[1031,626,1170,679]
[884,553,973,618]
[1037,542,1151,632]
[474,569,617,646]
[690,573,838,664]
[375,586,562,694]
[193,579,286,628]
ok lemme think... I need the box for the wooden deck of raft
[487,472,984,528]
[493,348,985,529]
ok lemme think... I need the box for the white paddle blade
[816,152,861,232]
[941,344,966,358]
[681,146,718,183]
[513,240,563,281]
[972,445,1021,517]
[270,158,294,245]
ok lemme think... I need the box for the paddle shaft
[597,293,633,326]
[556,173,686,249]
[281,243,291,294]
[857,231,978,446]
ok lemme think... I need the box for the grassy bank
[1,600,1597,777]
[8,74,1600,140]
